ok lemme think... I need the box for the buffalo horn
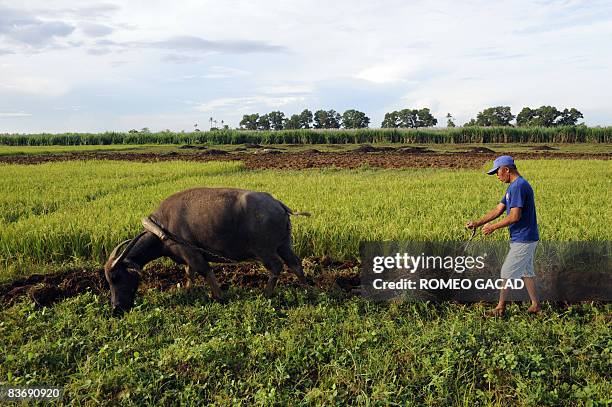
[109,231,146,270]
[141,217,168,241]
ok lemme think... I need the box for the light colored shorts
[500,241,538,279]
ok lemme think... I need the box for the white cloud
[0,5,75,50]
[257,84,313,95]
[79,22,114,37]
[195,95,308,113]
[52,105,84,111]
[0,0,610,131]
[0,111,32,117]
[355,61,425,84]
[0,75,68,96]
[201,66,251,79]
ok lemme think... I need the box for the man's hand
[466,220,479,229]
[482,223,496,235]
[468,203,506,232]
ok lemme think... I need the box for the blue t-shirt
[500,177,539,242]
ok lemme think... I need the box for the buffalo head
[104,236,143,316]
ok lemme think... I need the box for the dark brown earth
[531,145,559,151]
[0,258,360,307]
[467,147,496,154]
[178,145,208,150]
[0,150,609,169]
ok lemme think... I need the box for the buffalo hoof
[301,276,315,287]
[111,307,126,317]
[213,294,228,304]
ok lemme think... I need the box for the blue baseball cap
[486,155,516,175]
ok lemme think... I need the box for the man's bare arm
[467,203,506,229]
[485,207,522,233]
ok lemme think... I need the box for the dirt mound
[354,145,396,153]
[335,274,361,292]
[245,143,263,149]
[302,148,321,153]
[1,268,108,307]
[397,146,434,154]
[354,145,376,153]
[255,148,283,155]
[0,258,361,308]
[199,149,228,155]
[467,147,496,154]
[178,145,207,150]
[531,145,559,151]
[1,150,609,169]
[243,152,489,170]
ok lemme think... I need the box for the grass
[1,290,610,405]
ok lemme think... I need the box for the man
[467,155,541,317]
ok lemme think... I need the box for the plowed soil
[0,258,360,307]
[0,150,609,169]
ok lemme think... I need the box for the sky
[0,0,611,133]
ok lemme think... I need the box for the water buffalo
[104,187,310,316]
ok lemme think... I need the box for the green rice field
[1,159,609,280]
[1,157,610,405]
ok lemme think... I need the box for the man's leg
[485,281,508,317]
[523,276,540,313]
[523,242,540,313]
[487,242,516,317]
[497,281,509,310]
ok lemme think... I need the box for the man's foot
[527,304,541,314]
[484,307,505,318]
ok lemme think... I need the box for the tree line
[237,105,584,130]
[464,106,584,127]
[239,109,370,130]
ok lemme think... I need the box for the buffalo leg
[262,255,284,298]
[202,266,223,302]
[173,247,223,301]
[277,243,308,284]
[184,265,196,288]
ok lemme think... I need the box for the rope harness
[462,227,478,252]
[141,216,239,263]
